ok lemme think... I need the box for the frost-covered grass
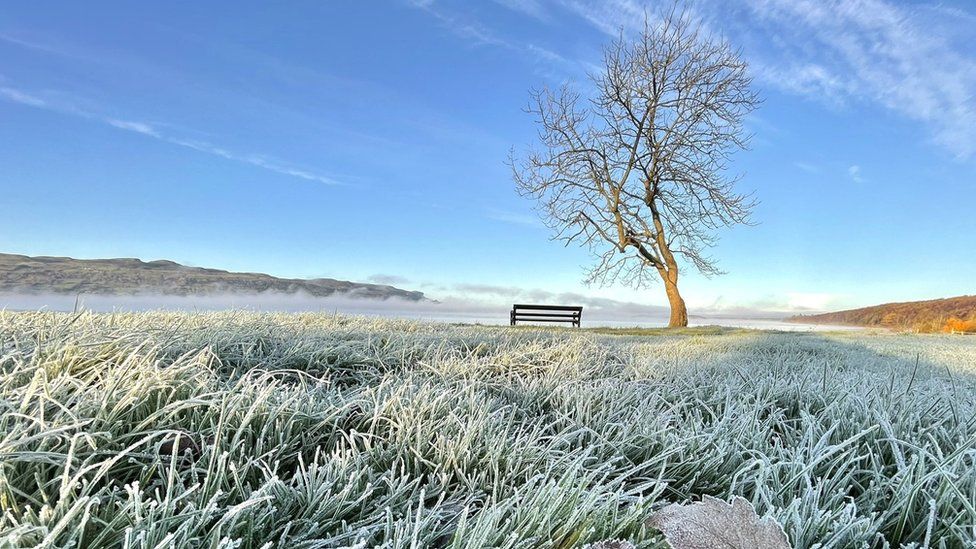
[2,311,975,548]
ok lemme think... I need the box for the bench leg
[510,311,515,326]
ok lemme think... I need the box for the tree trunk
[663,277,688,328]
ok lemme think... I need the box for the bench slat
[513,317,577,321]
[513,312,579,318]
[513,319,577,323]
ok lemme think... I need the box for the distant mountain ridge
[0,253,426,301]
[789,295,976,332]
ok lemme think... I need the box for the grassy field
[2,311,975,548]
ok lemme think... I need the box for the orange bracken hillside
[788,295,976,333]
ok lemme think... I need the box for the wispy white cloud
[704,291,842,314]
[557,0,646,35]
[408,0,516,48]
[848,164,864,183]
[738,0,976,159]
[169,138,341,185]
[367,274,413,286]
[492,0,550,21]
[794,162,820,174]
[0,86,47,107]
[240,156,341,186]
[0,32,71,57]
[750,61,853,106]
[485,209,544,228]
[527,0,976,159]
[525,43,581,76]
[106,118,160,137]
[406,1,588,79]
[785,292,838,311]
[0,84,342,185]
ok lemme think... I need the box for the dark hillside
[0,253,425,301]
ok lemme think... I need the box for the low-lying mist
[0,291,673,325]
[0,292,853,330]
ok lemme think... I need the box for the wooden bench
[510,304,583,327]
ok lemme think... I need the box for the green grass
[2,311,975,547]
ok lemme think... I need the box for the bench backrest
[510,304,583,326]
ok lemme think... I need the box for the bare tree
[511,7,759,327]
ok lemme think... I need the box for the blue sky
[1,0,974,314]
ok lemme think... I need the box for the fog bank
[0,291,662,323]
[0,292,858,331]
